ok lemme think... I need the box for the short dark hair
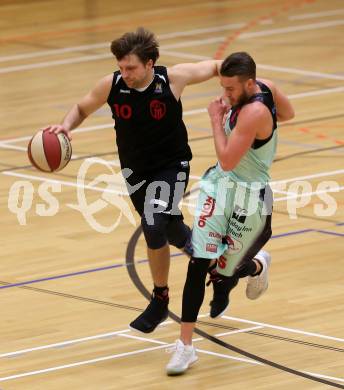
[220,52,256,80]
[110,27,159,65]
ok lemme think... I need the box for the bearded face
[220,75,255,107]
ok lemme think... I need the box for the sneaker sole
[129,313,169,334]
[210,301,230,319]
[166,356,199,376]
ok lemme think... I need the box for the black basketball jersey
[107,66,192,174]
[228,80,277,149]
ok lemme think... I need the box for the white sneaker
[246,250,271,300]
[166,339,198,375]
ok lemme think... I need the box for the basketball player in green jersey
[166,52,294,375]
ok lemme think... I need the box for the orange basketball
[27,129,72,172]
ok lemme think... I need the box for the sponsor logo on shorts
[232,205,247,223]
[198,196,216,228]
[223,234,243,254]
[206,243,218,253]
[218,255,227,269]
[209,231,222,240]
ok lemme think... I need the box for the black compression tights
[181,257,211,322]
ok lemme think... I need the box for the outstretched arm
[167,60,222,100]
[45,74,113,139]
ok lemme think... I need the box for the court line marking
[1,10,343,64]
[0,226,339,296]
[0,123,113,144]
[117,333,167,345]
[0,321,343,383]
[302,372,344,384]
[1,346,343,384]
[0,341,262,383]
[0,23,245,63]
[283,86,344,98]
[0,324,262,382]
[257,65,344,82]
[164,52,344,83]
[166,47,344,84]
[195,348,261,365]
[0,141,80,159]
[0,329,130,358]
[238,19,344,39]
[0,143,27,151]
[1,20,344,74]
[1,310,342,361]
[0,343,175,382]
[0,228,342,292]
[222,316,344,343]
[0,314,203,358]
[289,9,344,21]
[214,325,264,337]
[162,49,344,83]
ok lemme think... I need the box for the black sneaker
[130,294,169,334]
[207,266,238,319]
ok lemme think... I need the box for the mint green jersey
[190,81,276,274]
[221,80,278,185]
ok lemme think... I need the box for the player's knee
[185,257,211,285]
[166,218,190,248]
[141,213,169,249]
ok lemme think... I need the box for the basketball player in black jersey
[46,27,222,334]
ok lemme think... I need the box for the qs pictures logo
[7,158,144,233]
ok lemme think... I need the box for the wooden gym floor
[0,0,343,389]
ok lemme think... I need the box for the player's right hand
[207,97,228,123]
[44,125,72,141]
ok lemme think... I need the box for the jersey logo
[150,100,166,120]
[154,83,162,93]
[120,89,130,94]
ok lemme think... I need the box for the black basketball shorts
[125,162,190,218]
